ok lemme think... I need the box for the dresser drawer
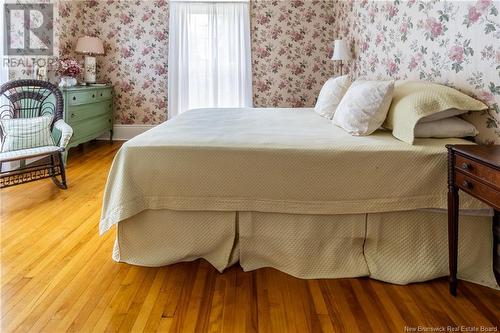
[67,101,113,125]
[67,90,99,106]
[70,114,112,142]
[96,88,113,101]
[455,154,500,190]
[455,171,500,209]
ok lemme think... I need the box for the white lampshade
[331,40,351,61]
[75,36,105,55]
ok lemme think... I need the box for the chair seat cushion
[0,146,62,162]
[0,116,55,152]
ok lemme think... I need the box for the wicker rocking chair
[0,80,73,189]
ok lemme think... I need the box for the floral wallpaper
[251,0,336,107]
[55,0,337,123]
[58,0,169,124]
[334,0,500,144]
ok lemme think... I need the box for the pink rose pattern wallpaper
[334,0,500,144]
[56,0,337,123]
[58,0,169,124]
[250,0,336,107]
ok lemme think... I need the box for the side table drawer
[455,171,500,209]
[455,154,500,189]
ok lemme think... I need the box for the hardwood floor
[1,141,499,333]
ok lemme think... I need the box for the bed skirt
[113,209,499,289]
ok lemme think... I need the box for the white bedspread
[100,108,485,234]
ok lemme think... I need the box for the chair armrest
[53,119,73,149]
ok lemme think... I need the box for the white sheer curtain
[168,0,252,118]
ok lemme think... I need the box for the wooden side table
[446,145,500,296]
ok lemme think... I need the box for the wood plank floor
[1,141,499,333]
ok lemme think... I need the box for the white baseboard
[97,124,156,141]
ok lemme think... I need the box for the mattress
[100,107,487,234]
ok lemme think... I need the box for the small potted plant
[57,58,82,87]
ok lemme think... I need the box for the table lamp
[75,36,105,84]
[331,39,351,76]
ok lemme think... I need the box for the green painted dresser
[60,85,114,150]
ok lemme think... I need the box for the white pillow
[419,108,468,123]
[333,80,394,136]
[314,76,351,119]
[0,116,55,152]
[414,117,478,138]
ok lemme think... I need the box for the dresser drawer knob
[100,93,103,97]
[92,94,95,98]
[462,180,473,190]
[72,96,76,100]
[461,162,472,171]
[71,113,76,118]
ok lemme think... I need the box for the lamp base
[84,56,97,83]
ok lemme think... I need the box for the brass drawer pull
[462,180,473,190]
[461,162,472,171]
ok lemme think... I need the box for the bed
[101,108,498,289]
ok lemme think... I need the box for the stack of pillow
[315,77,488,144]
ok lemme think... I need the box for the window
[168,0,252,118]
